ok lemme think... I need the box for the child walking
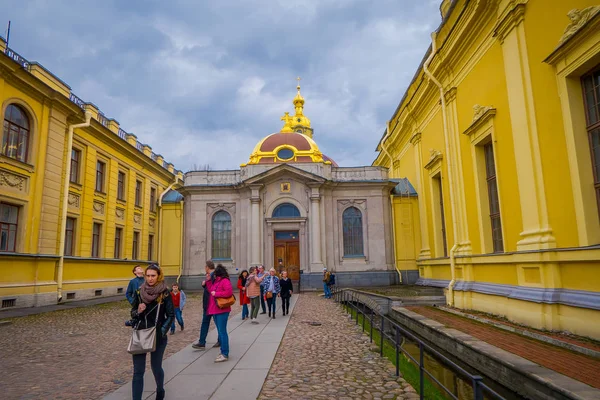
[170,282,186,334]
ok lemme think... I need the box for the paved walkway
[259,294,415,400]
[104,296,298,400]
[406,306,600,390]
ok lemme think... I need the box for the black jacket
[202,272,216,312]
[131,289,175,339]
[280,278,293,298]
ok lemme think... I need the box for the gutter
[422,31,459,306]
[57,110,92,303]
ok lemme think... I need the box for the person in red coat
[237,270,250,320]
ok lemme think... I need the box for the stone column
[410,132,431,258]
[495,1,555,250]
[250,185,262,266]
[309,186,323,270]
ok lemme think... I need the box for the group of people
[123,260,296,400]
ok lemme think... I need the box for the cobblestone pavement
[0,293,240,400]
[259,294,416,400]
[407,306,600,389]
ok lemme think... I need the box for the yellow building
[0,36,183,309]
[374,0,600,339]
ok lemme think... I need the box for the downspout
[380,121,402,284]
[57,110,92,303]
[158,176,180,269]
[422,32,459,306]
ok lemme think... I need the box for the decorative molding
[559,6,600,45]
[133,213,141,224]
[149,218,155,228]
[207,202,236,211]
[115,208,125,220]
[464,106,496,138]
[68,193,80,209]
[0,170,26,191]
[493,0,527,44]
[409,132,422,146]
[92,201,105,215]
[424,149,443,170]
[444,87,457,103]
[337,199,367,209]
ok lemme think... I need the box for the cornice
[424,149,444,170]
[409,132,422,146]
[463,105,496,137]
[444,87,457,103]
[544,7,600,65]
[493,0,527,44]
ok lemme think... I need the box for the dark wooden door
[274,231,300,280]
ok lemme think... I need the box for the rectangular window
[150,187,157,212]
[70,149,81,184]
[114,227,122,258]
[0,202,19,252]
[132,231,139,260]
[484,143,504,253]
[117,171,126,201]
[92,222,101,258]
[148,234,154,260]
[95,160,105,193]
[135,180,142,207]
[582,67,600,218]
[64,217,75,256]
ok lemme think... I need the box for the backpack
[328,273,336,286]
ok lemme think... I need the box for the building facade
[0,37,183,309]
[373,0,600,339]
[180,86,399,289]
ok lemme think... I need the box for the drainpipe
[380,121,402,284]
[57,110,92,303]
[177,199,184,284]
[422,32,459,306]
[157,176,180,269]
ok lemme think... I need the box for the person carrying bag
[205,264,234,362]
[129,264,174,400]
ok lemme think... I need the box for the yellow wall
[160,202,184,278]
[0,41,183,309]
[374,0,600,339]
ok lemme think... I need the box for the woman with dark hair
[206,264,233,362]
[130,264,174,400]
[237,269,250,320]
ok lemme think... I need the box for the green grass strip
[344,304,449,400]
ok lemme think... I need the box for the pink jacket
[205,276,234,315]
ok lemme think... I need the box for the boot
[156,389,165,400]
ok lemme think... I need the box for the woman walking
[205,264,233,362]
[261,268,281,319]
[237,269,250,320]
[245,266,264,324]
[130,264,174,400]
[279,270,293,316]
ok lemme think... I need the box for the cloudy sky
[1,0,442,170]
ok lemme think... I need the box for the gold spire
[277,77,312,135]
[293,76,305,110]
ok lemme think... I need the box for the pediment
[242,164,326,186]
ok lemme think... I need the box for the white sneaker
[215,354,228,363]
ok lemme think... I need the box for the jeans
[250,296,260,319]
[259,286,266,312]
[198,312,213,345]
[170,307,184,333]
[213,312,230,357]
[132,336,167,400]
[323,283,332,298]
[266,296,276,315]
[241,304,249,319]
[281,296,290,314]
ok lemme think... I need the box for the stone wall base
[299,270,400,290]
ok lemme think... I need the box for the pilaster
[410,132,431,259]
[309,185,324,271]
[249,185,263,266]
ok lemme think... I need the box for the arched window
[342,207,364,256]
[212,211,231,259]
[2,104,30,162]
[272,203,300,218]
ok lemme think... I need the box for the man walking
[192,260,220,349]
[323,267,332,299]
[257,265,267,314]
[125,265,144,305]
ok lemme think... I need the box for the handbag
[266,291,273,299]
[216,295,236,308]
[127,302,161,355]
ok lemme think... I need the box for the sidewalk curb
[438,306,600,360]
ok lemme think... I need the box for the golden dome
[242,79,331,167]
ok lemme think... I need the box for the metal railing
[97,112,109,127]
[69,93,86,110]
[117,128,128,140]
[333,288,505,400]
[4,47,29,69]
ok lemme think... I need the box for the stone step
[393,296,447,306]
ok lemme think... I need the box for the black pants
[260,286,266,312]
[281,295,290,314]
[132,336,167,400]
[266,296,276,315]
